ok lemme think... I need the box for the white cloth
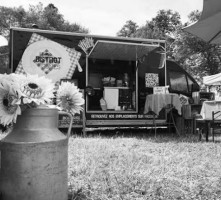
[200,101,221,120]
[104,88,119,110]
[203,73,221,85]
[144,93,182,115]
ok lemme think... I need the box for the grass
[1,129,221,199]
[68,130,221,200]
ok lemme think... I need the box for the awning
[88,40,161,61]
[183,0,221,44]
[203,73,221,85]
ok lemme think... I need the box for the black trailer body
[9,27,199,130]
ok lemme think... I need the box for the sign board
[153,86,169,94]
[145,73,159,87]
[15,33,82,83]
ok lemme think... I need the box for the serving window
[86,40,159,113]
[87,58,136,112]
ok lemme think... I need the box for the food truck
[9,27,200,132]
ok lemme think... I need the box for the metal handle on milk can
[58,111,73,138]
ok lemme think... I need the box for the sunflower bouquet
[0,73,84,126]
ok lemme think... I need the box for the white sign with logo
[153,86,169,94]
[21,40,71,83]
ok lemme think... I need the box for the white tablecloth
[144,93,182,115]
[200,101,221,120]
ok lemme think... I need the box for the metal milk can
[0,107,73,200]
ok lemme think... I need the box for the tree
[0,6,26,38]
[117,10,182,60]
[117,9,182,40]
[117,20,138,37]
[134,21,165,40]
[151,9,182,36]
[0,2,89,39]
[187,10,202,24]
[136,10,182,60]
[27,3,89,33]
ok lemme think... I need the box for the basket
[102,77,116,87]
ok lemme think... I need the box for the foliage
[126,9,182,40]
[151,9,182,36]
[0,2,89,39]
[187,10,202,24]
[135,21,165,40]
[117,20,139,37]
[118,10,182,60]
[0,6,26,38]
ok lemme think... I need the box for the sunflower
[0,80,21,125]
[18,74,55,106]
[56,81,85,115]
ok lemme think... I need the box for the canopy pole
[164,43,167,86]
[158,44,167,85]
[136,46,138,69]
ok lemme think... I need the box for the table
[196,101,221,141]
[144,93,182,115]
[200,101,221,120]
[144,93,182,135]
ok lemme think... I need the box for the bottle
[123,73,129,87]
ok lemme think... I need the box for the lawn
[1,130,221,200]
[68,130,221,200]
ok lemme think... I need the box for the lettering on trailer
[90,114,155,119]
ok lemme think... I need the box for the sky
[1,0,203,37]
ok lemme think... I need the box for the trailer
[9,27,200,133]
